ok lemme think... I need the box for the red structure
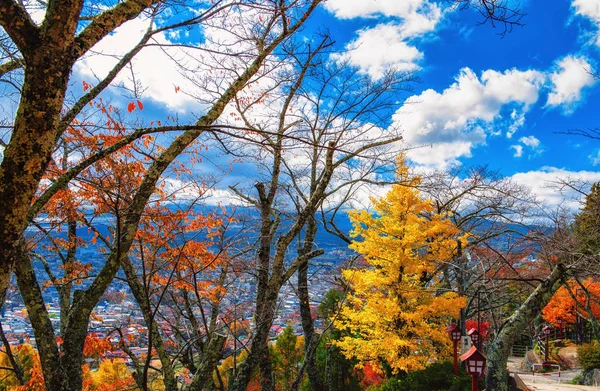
[447,323,462,375]
[468,327,480,350]
[543,325,551,363]
[460,346,486,391]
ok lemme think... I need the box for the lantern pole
[546,332,549,362]
[543,325,551,363]
[472,372,478,391]
[454,339,459,375]
[477,291,481,350]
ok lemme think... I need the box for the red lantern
[468,328,480,349]
[543,325,551,335]
[447,323,462,375]
[447,323,462,342]
[543,325,551,362]
[460,346,486,391]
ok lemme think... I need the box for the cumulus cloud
[74,18,199,111]
[325,0,436,20]
[333,24,424,79]
[510,144,523,157]
[74,9,268,113]
[327,0,443,79]
[392,67,545,168]
[506,109,526,138]
[203,188,250,206]
[590,150,600,166]
[546,55,596,113]
[519,135,541,149]
[572,0,600,21]
[571,0,600,46]
[511,167,600,209]
[510,135,542,159]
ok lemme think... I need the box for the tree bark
[293,217,326,391]
[229,276,280,391]
[15,248,66,390]
[120,256,178,391]
[0,0,156,310]
[185,334,227,391]
[485,264,566,391]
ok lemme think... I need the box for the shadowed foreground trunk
[293,217,325,391]
[485,264,566,391]
[185,334,227,391]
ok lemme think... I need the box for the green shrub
[570,374,582,385]
[369,362,472,391]
[578,341,600,370]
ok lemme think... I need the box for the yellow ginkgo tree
[334,158,467,373]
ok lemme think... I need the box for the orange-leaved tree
[543,278,600,326]
[334,157,467,373]
[120,201,233,390]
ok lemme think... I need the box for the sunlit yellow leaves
[91,359,133,391]
[334,157,467,373]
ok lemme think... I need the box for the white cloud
[510,144,523,157]
[327,1,443,79]
[22,0,46,25]
[506,109,525,138]
[519,135,541,149]
[397,3,443,38]
[392,67,545,168]
[572,0,600,21]
[204,188,249,206]
[510,135,542,159]
[73,9,268,112]
[546,55,596,113]
[572,0,600,45]
[325,0,435,20]
[590,150,600,165]
[511,167,600,209]
[74,18,199,111]
[334,24,423,79]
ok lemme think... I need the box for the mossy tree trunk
[485,264,566,391]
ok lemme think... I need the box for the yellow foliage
[216,350,249,389]
[334,157,467,373]
[0,344,40,390]
[90,359,133,390]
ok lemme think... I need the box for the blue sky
[12,0,598,209]
[317,0,597,170]
[285,0,600,207]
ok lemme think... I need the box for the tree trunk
[121,256,178,391]
[15,249,67,390]
[229,281,280,391]
[185,334,227,391]
[61,301,92,391]
[0,53,76,307]
[294,218,325,391]
[485,264,566,391]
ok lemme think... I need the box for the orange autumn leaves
[2,335,125,391]
[543,279,600,326]
[334,157,467,373]
[127,100,144,113]
[33,95,229,300]
[133,205,230,302]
